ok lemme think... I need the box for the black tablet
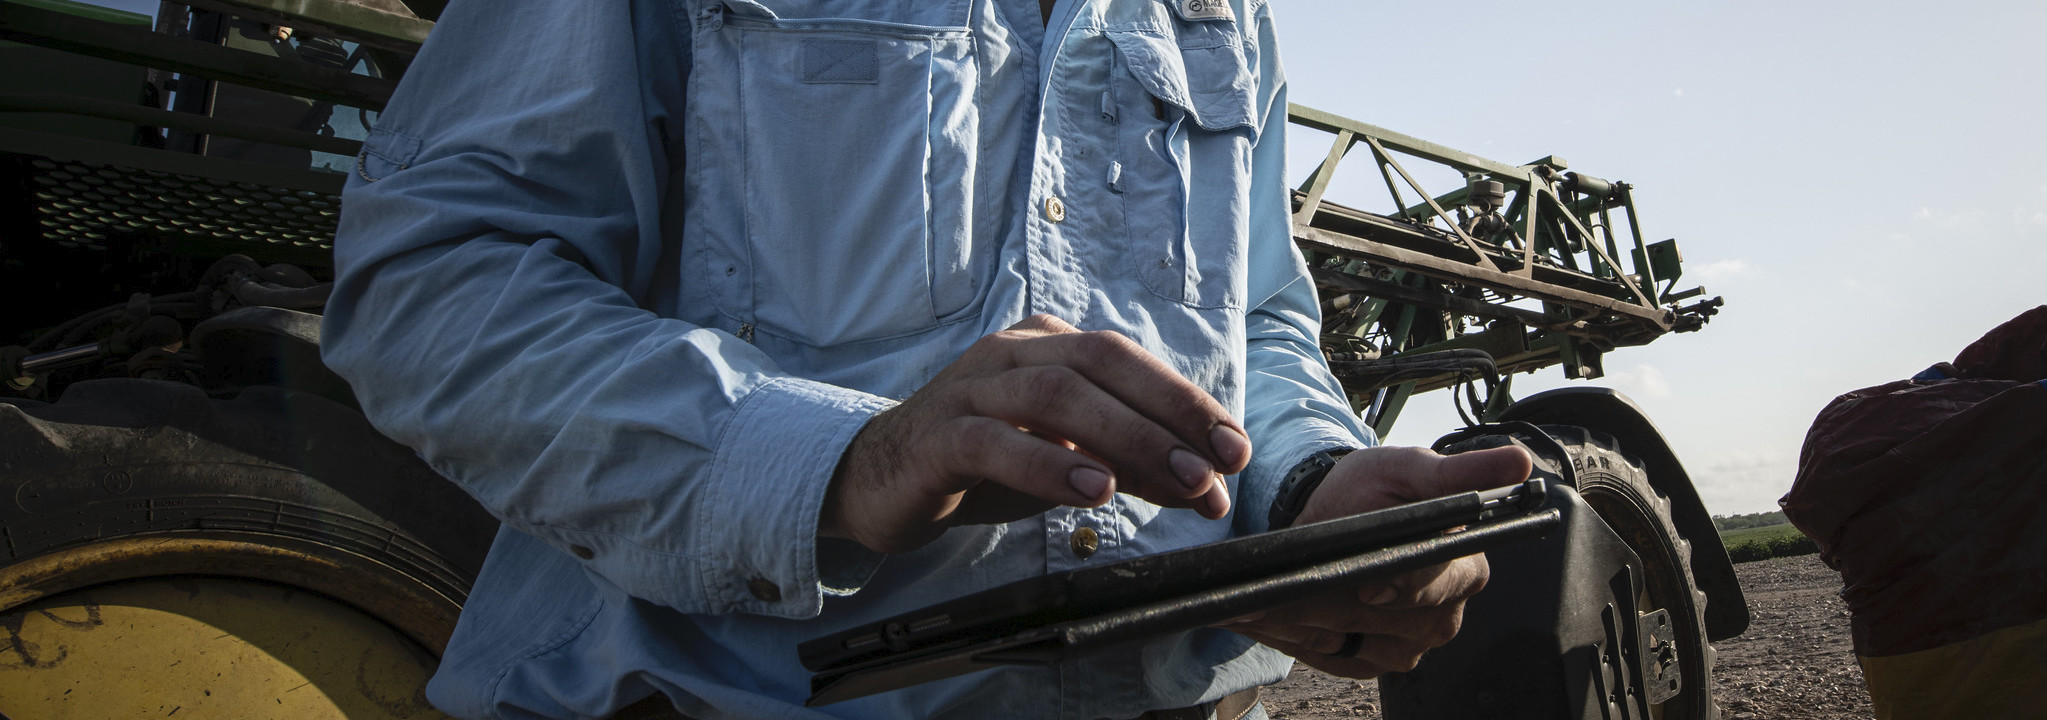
[800,479,1562,706]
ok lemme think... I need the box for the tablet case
[802,480,1562,705]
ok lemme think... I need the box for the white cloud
[1602,363,1671,399]
[1691,449,1799,516]
[2012,191,2047,229]
[1910,206,1987,228]
[1690,258,1754,285]
[1673,88,1685,98]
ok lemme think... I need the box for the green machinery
[0,2,1738,718]
[1286,106,1721,435]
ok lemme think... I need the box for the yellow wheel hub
[0,534,461,719]
[0,576,449,719]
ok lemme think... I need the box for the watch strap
[1266,448,1354,530]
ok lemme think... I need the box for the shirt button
[1044,196,1067,223]
[1069,526,1100,559]
[569,544,595,560]
[748,577,782,603]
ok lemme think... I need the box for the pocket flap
[720,0,778,19]
[355,126,421,183]
[1107,30,1257,135]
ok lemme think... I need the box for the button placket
[1069,526,1100,558]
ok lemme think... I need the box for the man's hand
[1223,444,1532,677]
[820,315,1252,554]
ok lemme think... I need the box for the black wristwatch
[1266,448,1355,530]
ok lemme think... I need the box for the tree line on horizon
[1712,510,1789,532]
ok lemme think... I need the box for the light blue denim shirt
[322,0,1373,717]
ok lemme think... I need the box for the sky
[72,0,2043,515]
[1277,0,2047,514]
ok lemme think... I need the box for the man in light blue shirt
[323,0,1530,717]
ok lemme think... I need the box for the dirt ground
[1261,554,1875,719]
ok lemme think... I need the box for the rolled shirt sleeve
[321,0,880,618]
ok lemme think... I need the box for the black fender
[1499,386,1750,641]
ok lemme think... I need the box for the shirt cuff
[818,537,886,596]
[1235,421,1376,535]
[694,376,894,618]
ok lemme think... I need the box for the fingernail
[1368,587,1398,606]
[1203,487,1231,519]
[1209,425,1251,469]
[1069,466,1110,502]
[1169,448,1213,491]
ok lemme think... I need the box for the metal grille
[24,157,339,254]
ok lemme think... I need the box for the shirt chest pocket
[711,3,982,346]
[1106,26,1258,310]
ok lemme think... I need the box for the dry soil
[1260,553,1875,719]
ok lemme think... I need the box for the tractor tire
[1393,423,1721,720]
[0,378,498,719]
[1541,424,1719,720]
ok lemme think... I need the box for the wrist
[1266,448,1355,530]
